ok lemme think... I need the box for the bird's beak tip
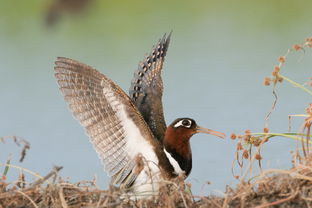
[196,126,225,139]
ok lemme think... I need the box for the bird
[45,0,93,27]
[54,33,225,198]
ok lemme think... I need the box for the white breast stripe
[164,148,185,175]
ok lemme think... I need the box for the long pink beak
[196,126,225,139]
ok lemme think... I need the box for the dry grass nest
[1,156,312,208]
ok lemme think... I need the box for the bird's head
[166,118,225,142]
[163,118,225,177]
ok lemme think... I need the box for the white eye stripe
[173,120,184,128]
[173,119,192,128]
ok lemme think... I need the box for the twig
[239,138,267,183]
[254,168,312,184]
[265,88,278,128]
[0,136,30,162]
[301,196,312,201]
[280,75,312,96]
[15,190,39,208]
[255,189,298,208]
[222,193,229,208]
[179,190,189,208]
[19,143,30,162]
[29,166,63,188]
[0,163,44,182]
[59,187,69,208]
[249,132,312,144]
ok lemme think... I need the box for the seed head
[255,153,262,160]
[277,76,283,83]
[244,135,251,143]
[306,42,312,48]
[236,142,243,151]
[278,56,286,63]
[292,44,302,51]
[272,70,278,76]
[274,66,280,72]
[263,77,271,86]
[253,138,261,147]
[305,38,312,47]
[243,150,249,159]
[230,133,237,140]
[305,37,312,42]
[263,128,269,133]
[244,129,251,135]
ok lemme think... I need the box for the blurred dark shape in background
[45,0,94,27]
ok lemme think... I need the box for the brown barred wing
[129,33,171,144]
[54,57,159,188]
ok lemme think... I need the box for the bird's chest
[164,148,185,175]
[163,148,192,176]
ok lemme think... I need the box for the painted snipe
[54,33,225,198]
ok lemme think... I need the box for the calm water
[1,0,312,195]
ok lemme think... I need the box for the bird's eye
[173,119,193,128]
[182,119,191,127]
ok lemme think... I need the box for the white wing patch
[120,105,158,165]
[103,82,158,164]
[102,83,159,171]
[116,103,162,192]
[164,148,185,175]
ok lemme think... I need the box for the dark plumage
[129,33,171,143]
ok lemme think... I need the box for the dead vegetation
[2,158,312,208]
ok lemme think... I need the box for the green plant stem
[2,159,10,178]
[279,74,312,96]
[0,163,47,183]
[250,132,312,144]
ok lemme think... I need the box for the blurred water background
[1,0,312,196]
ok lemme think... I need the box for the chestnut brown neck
[164,127,192,156]
[163,126,193,176]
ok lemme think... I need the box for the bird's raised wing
[129,33,171,143]
[54,57,161,188]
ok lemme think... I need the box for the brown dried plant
[232,36,312,181]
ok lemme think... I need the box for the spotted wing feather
[129,33,171,143]
[54,57,160,188]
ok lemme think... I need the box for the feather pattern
[129,33,171,143]
[54,57,162,189]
